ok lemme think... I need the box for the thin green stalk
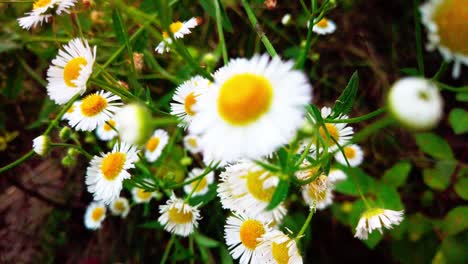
[189,235,195,264]
[352,116,395,143]
[142,50,180,84]
[160,235,176,264]
[50,143,93,159]
[0,150,34,174]
[152,117,180,126]
[324,108,386,124]
[44,94,81,135]
[19,57,47,87]
[167,167,215,189]
[435,82,468,92]
[241,0,277,57]
[296,208,314,239]
[214,0,228,65]
[413,0,425,76]
[72,12,85,39]
[432,61,448,81]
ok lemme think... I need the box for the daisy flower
[310,17,336,35]
[388,77,443,130]
[68,91,122,131]
[155,18,198,54]
[170,75,211,127]
[158,194,201,237]
[109,197,130,218]
[114,103,153,145]
[84,202,106,230]
[258,229,303,264]
[327,168,347,184]
[86,142,139,204]
[144,129,169,162]
[334,144,364,167]
[17,0,76,30]
[183,134,202,154]
[132,187,157,204]
[190,55,312,162]
[183,168,215,196]
[301,175,334,210]
[420,0,468,78]
[96,119,118,141]
[47,38,96,105]
[61,101,79,121]
[355,208,404,240]
[225,213,271,264]
[32,135,50,156]
[218,161,287,223]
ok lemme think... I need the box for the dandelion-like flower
[18,0,76,30]
[420,0,468,78]
[183,168,215,196]
[311,107,354,153]
[68,91,122,131]
[144,129,169,162]
[84,202,106,230]
[334,144,364,167]
[310,17,336,35]
[190,55,312,162]
[183,134,202,154]
[300,174,334,210]
[109,197,130,218]
[158,194,201,237]
[32,135,50,156]
[258,229,303,264]
[86,142,139,204]
[355,208,404,240]
[155,18,198,54]
[96,119,118,141]
[132,187,157,204]
[47,38,96,104]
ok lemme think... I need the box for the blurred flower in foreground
[110,197,130,218]
[86,142,139,204]
[144,129,169,162]
[84,202,106,230]
[158,194,201,237]
[18,0,76,30]
[334,144,364,167]
[355,208,404,240]
[115,103,152,145]
[420,0,468,78]
[68,91,122,131]
[47,38,96,105]
[155,18,198,54]
[328,168,347,183]
[190,55,312,162]
[32,135,50,156]
[132,187,157,204]
[308,17,336,35]
[183,168,215,196]
[281,14,291,25]
[96,119,118,141]
[388,77,443,130]
[258,229,303,264]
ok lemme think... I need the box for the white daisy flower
[355,208,404,240]
[334,144,364,167]
[190,55,312,162]
[85,142,139,204]
[46,38,96,105]
[171,75,211,128]
[183,168,215,196]
[114,103,153,145]
[132,187,157,204]
[308,17,336,35]
[61,101,79,121]
[218,161,287,223]
[17,0,76,30]
[158,194,201,237]
[109,197,130,218]
[68,91,122,131]
[183,134,202,154]
[144,129,169,162]
[420,0,468,78]
[32,135,50,156]
[301,175,334,210]
[225,213,272,264]
[155,18,198,54]
[95,119,118,141]
[327,168,347,184]
[258,229,303,264]
[388,77,443,130]
[84,202,106,230]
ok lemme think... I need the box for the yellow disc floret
[33,0,51,9]
[146,137,160,152]
[272,241,291,264]
[91,207,105,222]
[101,152,126,181]
[434,0,468,55]
[170,21,184,33]
[316,18,329,28]
[184,92,197,116]
[63,57,87,87]
[103,120,116,131]
[137,188,153,200]
[318,123,339,146]
[246,170,275,202]
[239,219,265,250]
[191,177,208,192]
[81,94,108,117]
[344,146,356,159]
[218,73,273,125]
[168,207,193,224]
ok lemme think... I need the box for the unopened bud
[32,135,50,156]
[59,126,72,141]
[180,157,193,166]
[115,103,153,146]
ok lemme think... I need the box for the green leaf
[193,232,219,248]
[407,213,433,242]
[449,108,468,134]
[306,104,324,124]
[331,71,359,118]
[375,184,404,210]
[334,166,377,196]
[188,184,217,206]
[423,160,456,191]
[454,177,468,200]
[382,161,412,188]
[443,206,468,236]
[200,0,233,32]
[138,220,163,229]
[363,231,383,249]
[456,92,468,102]
[112,10,126,45]
[400,67,419,76]
[415,132,454,160]
[441,231,468,263]
[220,245,234,264]
[266,179,289,210]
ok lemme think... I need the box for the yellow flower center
[316,18,329,28]
[239,219,265,250]
[100,152,126,181]
[307,175,328,201]
[114,201,125,212]
[168,207,193,224]
[318,123,339,146]
[170,21,184,33]
[362,208,385,219]
[344,146,356,159]
[245,170,275,202]
[184,92,197,116]
[272,241,290,264]
[103,119,116,131]
[434,0,468,55]
[80,94,108,117]
[63,57,87,88]
[191,177,208,192]
[33,0,51,9]
[91,207,105,222]
[187,137,198,148]
[136,188,153,200]
[66,105,75,113]
[146,137,160,152]
[217,73,273,126]
[162,31,169,39]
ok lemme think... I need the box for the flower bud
[32,135,50,156]
[115,103,152,146]
[180,157,193,166]
[59,126,72,141]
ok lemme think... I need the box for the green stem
[241,0,277,57]
[432,61,448,81]
[152,117,180,126]
[434,82,468,92]
[324,108,386,124]
[352,116,395,143]
[296,208,314,239]
[18,57,47,87]
[0,150,34,174]
[214,0,228,65]
[167,167,215,190]
[44,94,81,135]
[50,143,93,159]
[72,12,85,39]
[160,235,176,264]
[413,0,424,76]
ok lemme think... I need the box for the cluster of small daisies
[18,0,76,30]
